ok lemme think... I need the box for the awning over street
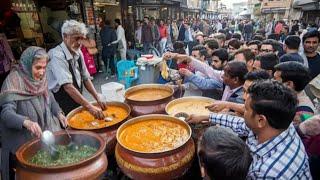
[293,0,315,7]
[293,0,320,10]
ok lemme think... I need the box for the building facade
[259,0,292,21]
[293,0,320,24]
[233,1,248,18]
[247,0,261,19]
[130,0,203,20]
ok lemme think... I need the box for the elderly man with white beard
[47,20,107,118]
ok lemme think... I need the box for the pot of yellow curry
[115,114,195,180]
[66,102,131,155]
[125,84,174,117]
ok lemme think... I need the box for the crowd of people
[154,17,320,179]
[0,15,320,179]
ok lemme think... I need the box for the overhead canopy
[293,0,320,10]
[293,0,315,7]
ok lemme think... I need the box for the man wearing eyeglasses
[260,39,277,55]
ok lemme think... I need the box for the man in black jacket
[243,20,253,42]
[100,19,117,77]
[177,19,186,41]
[141,17,153,54]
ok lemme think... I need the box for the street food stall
[15,82,213,179]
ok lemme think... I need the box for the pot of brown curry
[125,84,174,117]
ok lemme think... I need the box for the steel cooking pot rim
[66,101,131,130]
[16,130,106,170]
[116,114,192,154]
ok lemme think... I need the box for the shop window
[11,0,44,47]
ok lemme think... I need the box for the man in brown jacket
[141,17,153,53]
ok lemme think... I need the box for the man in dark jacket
[290,20,299,35]
[177,19,186,41]
[243,20,253,41]
[141,17,153,53]
[100,19,117,77]
[238,20,244,34]
[151,18,160,51]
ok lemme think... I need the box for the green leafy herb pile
[29,145,97,167]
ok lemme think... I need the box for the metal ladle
[174,112,190,121]
[41,130,59,159]
[64,128,79,151]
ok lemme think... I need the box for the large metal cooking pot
[125,84,174,117]
[16,131,108,180]
[66,101,131,155]
[115,114,195,180]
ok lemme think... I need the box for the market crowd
[0,15,320,179]
[134,16,320,179]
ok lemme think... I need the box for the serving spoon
[41,130,59,159]
[174,112,190,121]
[64,128,79,151]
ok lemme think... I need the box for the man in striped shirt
[188,80,312,179]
